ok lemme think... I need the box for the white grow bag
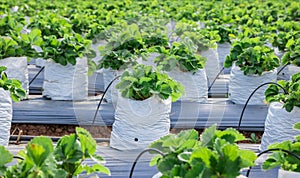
[168,69,208,103]
[228,64,277,105]
[0,57,29,97]
[43,58,88,100]
[199,48,221,84]
[260,102,300,151]
[217,42,231,66]
[278,169,300,178]
[0,88,12,146]
[35,58,46,67]
[278,65,300,80]
[110,95,171,150]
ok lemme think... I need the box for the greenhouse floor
[6,143,278,178]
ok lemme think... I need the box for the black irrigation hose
[277,63,290,75]
[208,67,225,92]
[129,148,165,178]
[237,82,288,131]
[13,156,24,160]
[89,75,121,133]
[29,66,45,86]
[246,148,300,177]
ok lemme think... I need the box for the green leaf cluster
[135,17,169,48]
[0,29,43,59]
[154,38,206,73]
[98,23,145,70]
[262,122,300,172]
[282,37,300,67]
[28,13,73,39]
[149,125,257,178]
[0,13,23,36]
[41,34,94,66]
[175,22,220,52]
[225,37,280,75]
[271,31,299,52]
[0,66,26,101]
[265,72,300,112]
[0,127,110,178]
[116,64,184,102]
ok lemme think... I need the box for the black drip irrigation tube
[246,148,300,177]
[89,75,121,133]
[208,67,225,92]
[13,156,24,160]
[277,63,290,76]
[237,82,287,131]
[129,148,165,178]
[28,66,45,86]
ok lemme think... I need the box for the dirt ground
[11,124,263,144]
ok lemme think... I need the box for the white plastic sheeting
[228,64,277,105]
[43,58,88,100]
[200,48,221,84]
[168,69,208,103]
[110,95,171,150]
[0,88,12,146]
[260,102,300,151]
[0,57,29,97]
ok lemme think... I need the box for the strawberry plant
[0,127,110,178]
[98,23,145,70]
[41,34,95,66]
[270,31,299,52]
[0,29,42,59]
[225,37,280,75]
[262,122,300,172]
[282,37,300,67]
[174,21,220,52]
[265,72,300,112]
[154,38,206,73]
[149,125,257,177]
[137,17,169,48]
[116,64,184,102]
[28,13,73,38]
[0,14,23,36]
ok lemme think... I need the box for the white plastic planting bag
[278,65,300,80]
[35,58,46,67]
[43,58,88,100]
[228,64,277,105]
[217,42,231,65]
[278,169,300,178]
[260,102,300,151]
[110,95,171,150]
[0,57,29,97]
[200,48,221,84]
[168,69,208,103]
[0,88,12,146]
